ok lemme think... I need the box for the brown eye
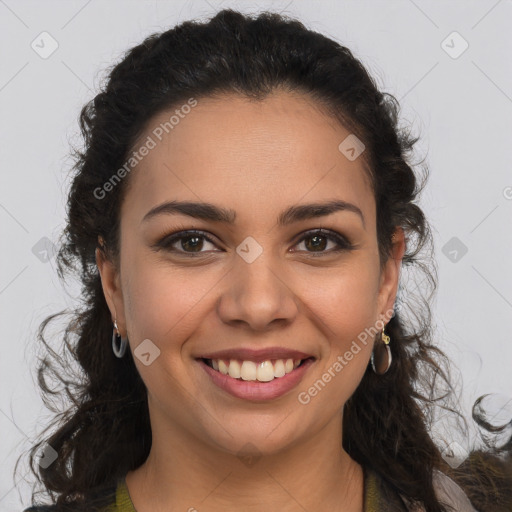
[303,234,329,251]
[292,229,353,255]
[177,234,205,252]
[156,230,219,254]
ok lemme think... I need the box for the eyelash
[153,228,354,257]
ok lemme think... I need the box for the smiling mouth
[199,357,314,383]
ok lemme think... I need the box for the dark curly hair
[15,8,511,512]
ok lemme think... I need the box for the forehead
[121,90,374,229]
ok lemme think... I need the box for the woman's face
[98,90,403,457]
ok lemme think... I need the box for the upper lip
[197,347,315,362]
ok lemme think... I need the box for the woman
[18,8,511,512]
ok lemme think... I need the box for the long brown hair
[16,9,511,512]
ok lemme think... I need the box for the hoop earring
[112,319,128,358]
[371,325,392,375]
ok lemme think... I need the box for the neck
[125,408,364,512]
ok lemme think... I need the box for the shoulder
[396,470,480,512]
[22,481,118,512]
[431,470,480,512]
[23,504,115,512]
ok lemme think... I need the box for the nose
[216,253,299,332]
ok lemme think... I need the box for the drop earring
[371,325,392,375]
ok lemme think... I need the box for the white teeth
[228,360,241,379]
[218,360,229,375]
[208,357,308,382]
[273,359,286,378]
[256,361,275,382]
[240,360,257,380]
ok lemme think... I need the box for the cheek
[299,262,380,395]
[305,258,381,330]
[298,295,376,414]
[122,256,220,351]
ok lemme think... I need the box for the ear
[377,227,406,320]
[95,237,127,337]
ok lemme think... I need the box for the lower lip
[197,358,315,401]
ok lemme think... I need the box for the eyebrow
[141,199,365,228]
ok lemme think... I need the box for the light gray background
[1,0,511,509]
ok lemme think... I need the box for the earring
[371,325,392,375]
[112,319,128,358]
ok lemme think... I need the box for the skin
[96,89,405,512]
